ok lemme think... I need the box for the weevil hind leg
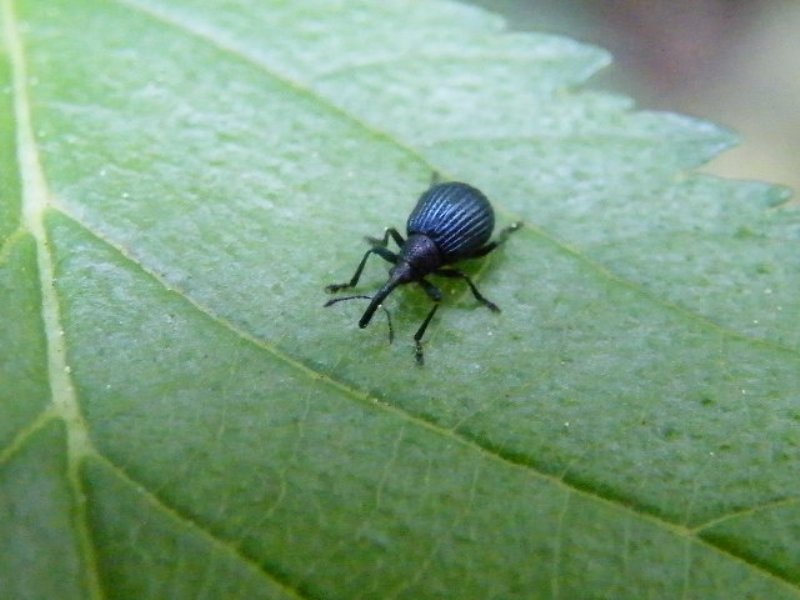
[466,222,523,260]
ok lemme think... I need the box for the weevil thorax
[392,234,442,282]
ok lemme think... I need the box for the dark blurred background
[464,0,800,194]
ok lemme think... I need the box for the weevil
[325,180,521,364]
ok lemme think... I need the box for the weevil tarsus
[325,244,398,293]
[324,294,394,344]
[414,303,440,365]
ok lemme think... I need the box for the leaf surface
[1,0,799,598]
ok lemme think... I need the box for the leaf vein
[693,496,800,533]
[89,453,310,600]
[114,0,432,178]
[0,408,58,466]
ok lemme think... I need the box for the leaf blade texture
[1,0,799,598]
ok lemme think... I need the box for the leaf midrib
[3,0,101,596]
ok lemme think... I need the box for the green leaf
[2,0,798,598]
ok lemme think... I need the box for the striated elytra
[324,179,521,365]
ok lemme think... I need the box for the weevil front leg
[365,227,405,249]
[325,246,398,293]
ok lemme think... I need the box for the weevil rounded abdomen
[324,180,521,365]
[407,182,495,259]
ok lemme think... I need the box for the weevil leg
[418,278,443,303]
[413,279,443,365]
[325,246,398,293]
[414,303,439,366]
[430,171,443,186]
[435,268,500,312]
[467,222,523,259]
[365,227,405,249]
